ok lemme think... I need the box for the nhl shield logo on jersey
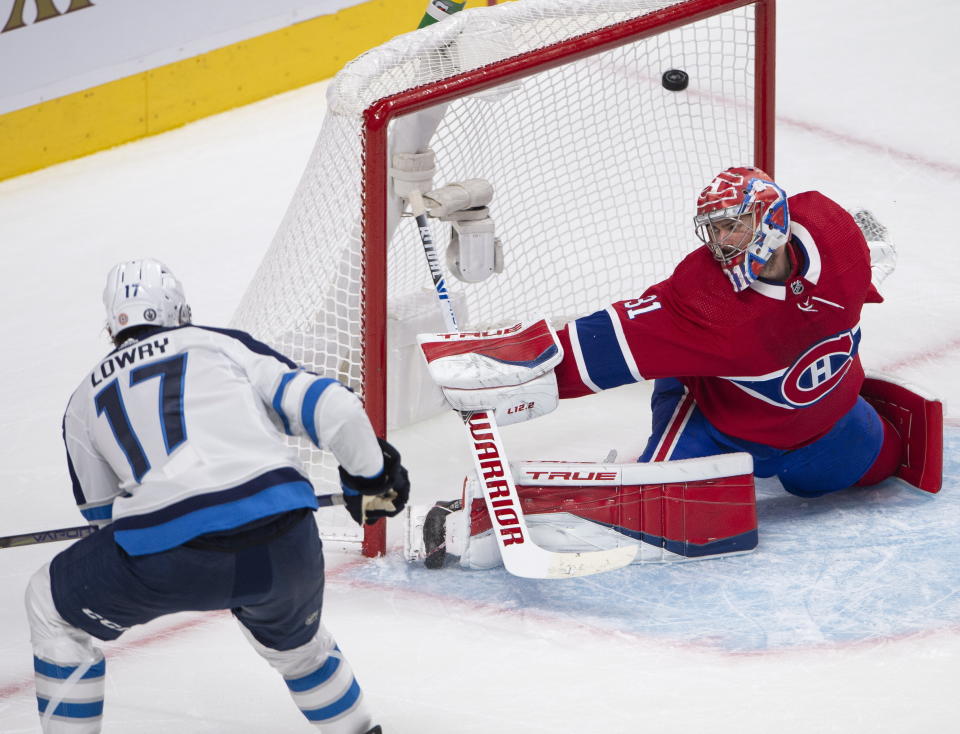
[790,280,804,295]
[780,329,858,407]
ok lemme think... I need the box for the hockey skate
[861,373,943,493]
[403,498,464,569]
[423,499,463,569]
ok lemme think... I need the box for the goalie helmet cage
[232,0,775,557]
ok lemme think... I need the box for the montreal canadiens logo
[780,331,855,407]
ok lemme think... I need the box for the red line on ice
[778,114,960,179]
[0,560,370,701]
[0,613,223,701]
[875,336,960,374]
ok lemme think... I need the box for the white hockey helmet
[103,259,191,339]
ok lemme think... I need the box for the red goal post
[233,0,776,557]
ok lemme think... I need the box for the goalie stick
[0,494,346,549]
[407,198,639,578]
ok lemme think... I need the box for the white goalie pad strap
[418,317,563,389]
[442,370,559,426]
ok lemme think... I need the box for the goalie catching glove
[417,317,563,426]
[339,438,411,526]
[850,209,897,293]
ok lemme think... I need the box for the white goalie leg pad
[458,454,758,570]
[456,475,669,570]
[25,564,105,734]
[240,622,373,733]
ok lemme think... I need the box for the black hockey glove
[340,438,410,526]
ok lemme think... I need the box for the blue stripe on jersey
[574,311,636,390]
[272,372,299,435]
[37,697,104,719]
[301,378,337,447]
[114,480,316,555]
[113,469,318,555]
[303,678,362,721]
[286,654,341,692]
[34,657,106,680]
[114,467,309,530]
[193,325,298,368]
[62,415,87,507]
[80,504,113,523]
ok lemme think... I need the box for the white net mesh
[233,0,764,549]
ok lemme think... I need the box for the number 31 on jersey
[623,295,661,318]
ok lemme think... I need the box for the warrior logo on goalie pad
[468,413,526,546]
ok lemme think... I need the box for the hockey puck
[662,69,689,91]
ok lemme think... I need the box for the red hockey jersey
[555,191,883,450]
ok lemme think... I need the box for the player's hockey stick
[408,198,638,578]
[408,191,459,331]
[0,494,345,549]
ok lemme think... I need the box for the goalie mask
[694,167,790,292]
[103,259,191,339]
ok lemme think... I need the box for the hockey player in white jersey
[24,259,403,734]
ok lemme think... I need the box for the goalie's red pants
[639,378,898,498]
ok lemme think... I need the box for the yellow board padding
[0,0,492,182]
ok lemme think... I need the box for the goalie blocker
[406,453,759,570]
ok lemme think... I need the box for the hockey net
[232,0,775,556]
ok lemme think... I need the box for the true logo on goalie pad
[523,470,619,482]
[432,322,523,341]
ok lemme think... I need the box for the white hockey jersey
[62,325,383,555]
